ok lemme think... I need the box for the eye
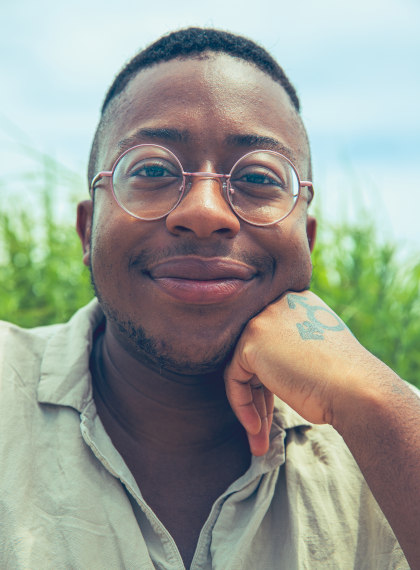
[121,158,183,192]
[129,159,179,179]
[231,165,287,197]
[238,169,282,186]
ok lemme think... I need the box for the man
[0,28,419,569]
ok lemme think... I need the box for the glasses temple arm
[90,171,113,195]
[300,181,314,202]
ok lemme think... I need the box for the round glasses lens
[112,146,184,219]
[228,151,300,225]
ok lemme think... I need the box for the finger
[225,352,274,454]
[225,376,262,435]
[266,390,274,434]
[248,414,270,456]
[250,380,267,424]
[224,353,253,384]
[247,384,272,456]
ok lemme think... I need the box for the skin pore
[77,53,315,566]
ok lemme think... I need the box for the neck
[91,324,246,455]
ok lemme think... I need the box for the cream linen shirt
[0,300,408,569]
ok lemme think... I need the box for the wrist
[330,354,402,436]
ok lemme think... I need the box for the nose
[165,175,240,239]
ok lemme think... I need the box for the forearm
[333,360,420,569]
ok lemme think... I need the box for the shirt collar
[37,298,104,412]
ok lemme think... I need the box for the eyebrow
[225,134,298,163]
[117,128,190,151]
[116,129,298,164]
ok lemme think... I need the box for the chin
[125,321,235,375]
[102,303,238,376]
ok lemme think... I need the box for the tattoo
[287,294,347,341]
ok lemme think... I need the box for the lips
[147,257,257,304]
[148,257,256,280]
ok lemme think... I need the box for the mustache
[129,242,275,275]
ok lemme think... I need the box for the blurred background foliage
[0,156,92,326]
[0,159,419,387]
[311,223,420,386]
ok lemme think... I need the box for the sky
[1,0,419,255]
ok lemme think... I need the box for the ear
[306,215,317,252]
[76,200,93,267]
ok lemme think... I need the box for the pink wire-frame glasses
[90,144,314,227]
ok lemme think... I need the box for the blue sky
[1,0,419,254]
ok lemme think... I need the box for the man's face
[78,54,315,374]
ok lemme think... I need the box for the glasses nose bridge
[184,170,228,184]
[183,170,230,197]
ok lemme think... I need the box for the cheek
[285,221,313,289]
[260,216,313,296]
[90,202,131,286]
[288,242,313,290]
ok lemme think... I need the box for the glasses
[90,144,314,227]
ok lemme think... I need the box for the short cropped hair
[88,27,302,183]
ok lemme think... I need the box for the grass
[311,222,420,385]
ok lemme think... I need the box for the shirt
[0,299,408,569]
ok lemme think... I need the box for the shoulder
[0,299,102,398]
[0,319,63,392]
[272,416,407,566]
[0,318,63,349]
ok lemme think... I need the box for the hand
[224,290,369,455]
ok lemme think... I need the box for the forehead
[99,54,309,172]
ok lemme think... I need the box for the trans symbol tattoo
[287,294,348,341]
